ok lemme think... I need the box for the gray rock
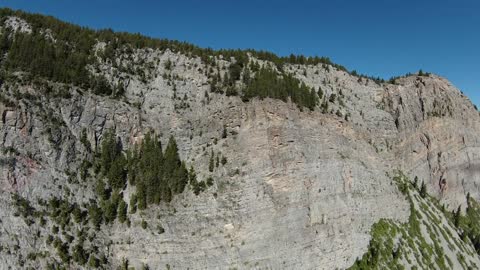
[0,24,479,269]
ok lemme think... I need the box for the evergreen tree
[164,136,188,195]
[454,206,462,227]
[222,125,227,139]
[420,181,427,198]
[221,156,227,165]
[88,203,103,229]
[242,66,318,110]
[329,93,336,103]
[120,258,129,270]
[209,150,215,172]
[107,154,127,190]
[95,180,110,201]
[317,86,324,99]
[72,244,87,265]
[118,198,127,223]
[88,256,100,268]
[136,182,147,210]
[467,192,471,209]
[228,62,242,83]
[114,81,125,98]
[129,194,137,214]
[103,191,119,223]
[100,129,121,176]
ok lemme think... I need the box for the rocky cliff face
[0,13,480,270]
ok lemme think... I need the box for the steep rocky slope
[0,9,480,270]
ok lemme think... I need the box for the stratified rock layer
[1,16,479,270]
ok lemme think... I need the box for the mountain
[1,8,480,270]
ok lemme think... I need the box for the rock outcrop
[0,12,479,269]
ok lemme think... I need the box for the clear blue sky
[1,0,479,105]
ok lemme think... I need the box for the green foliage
[118,198,127,223]
[189,166,207,195]
[242,66,318,110]
[228,62,243,84]
[329,93,336,103]
[163,136,188,194]
[54,238,70,264]
[453,206,461,227]
[222,125,227,139]
[95,180,110,201]
[99,129,126,190]
[206,177,214,187]
[88,255,100,268]
[72,203,85,224]
[88,203,103,229]
[221,156,227,166]
[419,181,427,198]
[126,133,189,207]
[3,30,92,88]
[92,76,113,96]
[0,7,404,105]
[317,87,324,99]
[80,128,91,152]
[103,191,119,223]
[120,258,129,270]
[106,154,127,190]
[350,172,469,270]
[129,194,138,214]
[453,197,480,255]
[0,10,114,95]
[48,197,76,229]
[209,150,215,172]
[72,244,87,265]
[164,59,173,70]
[12,193,37,219]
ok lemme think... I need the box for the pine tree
[88,256,100,268]
[467,192,471,209]
[137,182,147,210]
[454,206,462,227]
[118,198,127,223]
[104,191,119,223]
[88,203,103,229]
[317,86,323,99]
[115,81,125,98]
[222,125,228,139]
[173,162,188,194]
[211,75,218,92]
[95,180,110,201]
[329,94,336,103]
[209,150,214,172]
[121,258,129,270]
[129,194,137,214]
[420,181,427,198]
[107,154,127,190]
